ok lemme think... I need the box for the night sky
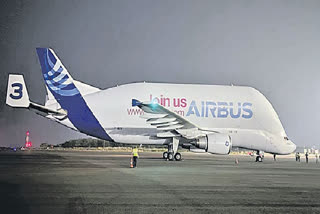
[0,0,319,147]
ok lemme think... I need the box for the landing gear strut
[163,137,182,161]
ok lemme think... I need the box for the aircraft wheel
[163,152,168,159]
[168,152,174,161]
[174,153,182,161]
[256,156,262,162]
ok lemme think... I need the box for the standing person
[296,152,301,162]
[273,154,276,161]
[316,153,319,164]
[132,147,139,168]
[305,152,309,163]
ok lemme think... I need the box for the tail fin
[36,48,80,98]
[6,74,30,108]
[36,48,100,100]
[36,48,112,141]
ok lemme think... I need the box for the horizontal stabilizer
[29,102,67,118]
[6,74,67,119]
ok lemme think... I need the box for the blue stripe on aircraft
[36,48,113,141]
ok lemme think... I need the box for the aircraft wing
[132,99,206,139]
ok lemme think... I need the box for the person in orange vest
[132,147,139,168]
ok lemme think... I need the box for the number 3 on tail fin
[10,83,23,99]
[6,74,30,108]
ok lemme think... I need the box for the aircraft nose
[287,140,296,153]
[278,140,296,155]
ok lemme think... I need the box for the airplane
[6,48,296,162]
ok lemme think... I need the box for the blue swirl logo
[43,49,80,97]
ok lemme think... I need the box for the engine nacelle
[189,148,206,153]
[195,134,232,155]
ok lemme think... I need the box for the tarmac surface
[0,150,320,214]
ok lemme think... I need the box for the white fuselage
[52,82,295,155]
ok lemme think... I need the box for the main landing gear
[162,151,182,161]
[163,137,182,161]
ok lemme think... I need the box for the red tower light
[25,131,32,148]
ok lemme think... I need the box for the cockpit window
[284,137,289,140]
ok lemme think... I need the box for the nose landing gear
[256,155,263,162]
[255,150,264,162]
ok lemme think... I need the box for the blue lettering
[229,102,241,118]
[217,102,228,118]
[242,102,253,119]
[201,101,204,117]
[186,100,200,117]
[187,100,253,119]
[206,101,216,117]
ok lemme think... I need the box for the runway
[0,150,319,214]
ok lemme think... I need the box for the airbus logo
[186,101,253,119]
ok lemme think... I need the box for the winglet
[132,99,142,107]
[6,74,30,108]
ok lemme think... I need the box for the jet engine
[195,134,232,154]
